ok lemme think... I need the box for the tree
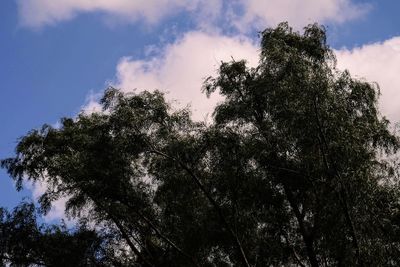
[2,22,400,266]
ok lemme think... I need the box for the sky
[1,0,400,222]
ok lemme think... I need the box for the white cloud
[336,37,400,124]
[16,0,222,29]
[17,0,368,30]
[109,31,259,120]
[25,180,74,225]
[234,0,370,31]
[81,90,103,115]
[106,30,400,125]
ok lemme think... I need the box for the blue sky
[1,0,400,221]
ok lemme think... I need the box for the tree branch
[312,94,362,266]
[148,148,252,267]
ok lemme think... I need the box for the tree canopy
[2,22,400,266]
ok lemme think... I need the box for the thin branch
[253,111,319,267]
[88,196,154,267]
[109,215,154,267]
[91,192,200,267]
[148,148,252,267]
[312,94,362,266]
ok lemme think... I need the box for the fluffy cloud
[82,90,103,115]
[92,30,400,125]
[111,31,259,120]
[234,0,370,31]
[336,37,400,124]
[17,0,222,29]
[25,180,73,224]
[18,0,367,30]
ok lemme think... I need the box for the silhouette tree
[2,23,400,266]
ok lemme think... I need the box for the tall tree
[3,23,400,266]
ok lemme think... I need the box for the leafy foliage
[0,201,115,266]
[2,23,400,266]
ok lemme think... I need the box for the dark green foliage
[0,201,112,266]
[2,23,400,266]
